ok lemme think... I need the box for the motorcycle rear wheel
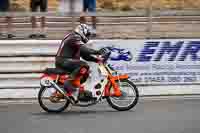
[38,86,70,113]
[106,79,139,111]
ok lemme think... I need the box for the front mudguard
[111,74,129,81]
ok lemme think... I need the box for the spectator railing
[0,10,200,38]
[0,9,200,39]
[1,9,200,16]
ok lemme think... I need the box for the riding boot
[64,80,79,103]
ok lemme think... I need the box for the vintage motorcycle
[38,48,139,113]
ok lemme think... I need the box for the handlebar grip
[102,52,111,63]
[98,47,111,62]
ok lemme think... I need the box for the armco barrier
[0,40,58,91]
[0,40,60,56]
[0,74,40,89]
[0,57,54,73]
[1,40,200,98]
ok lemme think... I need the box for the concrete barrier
[0,74,40,89]
[0,57,54,73]
[0,40,60,56]
[1,86,200,99]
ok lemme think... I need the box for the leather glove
[96,57,104,64]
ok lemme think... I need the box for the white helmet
[74,24,92,43]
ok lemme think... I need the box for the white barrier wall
[1,39,200,98]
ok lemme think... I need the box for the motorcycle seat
[44,68,70,75]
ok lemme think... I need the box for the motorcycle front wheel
[38,86,70,113]
[106,79,139,111]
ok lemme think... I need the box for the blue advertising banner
[91,39,200,85]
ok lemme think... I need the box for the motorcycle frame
[40,62,129,102]
[97,63,128,97]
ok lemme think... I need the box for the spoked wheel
[38,86,70,113]
[106,79,139,111]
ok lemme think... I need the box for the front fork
[106,74,129,97]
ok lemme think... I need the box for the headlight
[40,77,52,87]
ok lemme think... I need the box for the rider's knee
[79,65,89,75]
[80,72,89,84]
[78,65,90,84]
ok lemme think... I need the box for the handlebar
[103,51,111,63]
[98,47,111,63]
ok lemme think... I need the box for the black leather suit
[55,32,100,81]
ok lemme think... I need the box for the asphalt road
[1,97,200,133]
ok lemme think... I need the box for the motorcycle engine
[78,90,94,102]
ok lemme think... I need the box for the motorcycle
[38,48,139,113]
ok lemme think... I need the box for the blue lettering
[137,41,159,62]
[178,41,200,61]
[154,41,183,61]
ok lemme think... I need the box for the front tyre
[38,86,70,113]
[106,79,139,111]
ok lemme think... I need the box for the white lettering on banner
[90,39,200,85]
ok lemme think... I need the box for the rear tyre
[38,86,70,113]
[106,79,139,111]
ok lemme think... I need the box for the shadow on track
[32,107,136,117]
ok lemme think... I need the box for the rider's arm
[80,45,100,55]
[80,45,100,62]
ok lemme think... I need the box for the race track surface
[1,97,200,133]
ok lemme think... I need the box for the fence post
[146,0,153,39]
[69,0,75,29]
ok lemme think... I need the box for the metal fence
[0,9,200,39]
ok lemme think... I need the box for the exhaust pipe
[49,80,75,104]
[49,80,66,95]
[40,77,74,104]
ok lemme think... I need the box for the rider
[55,24,103,103]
